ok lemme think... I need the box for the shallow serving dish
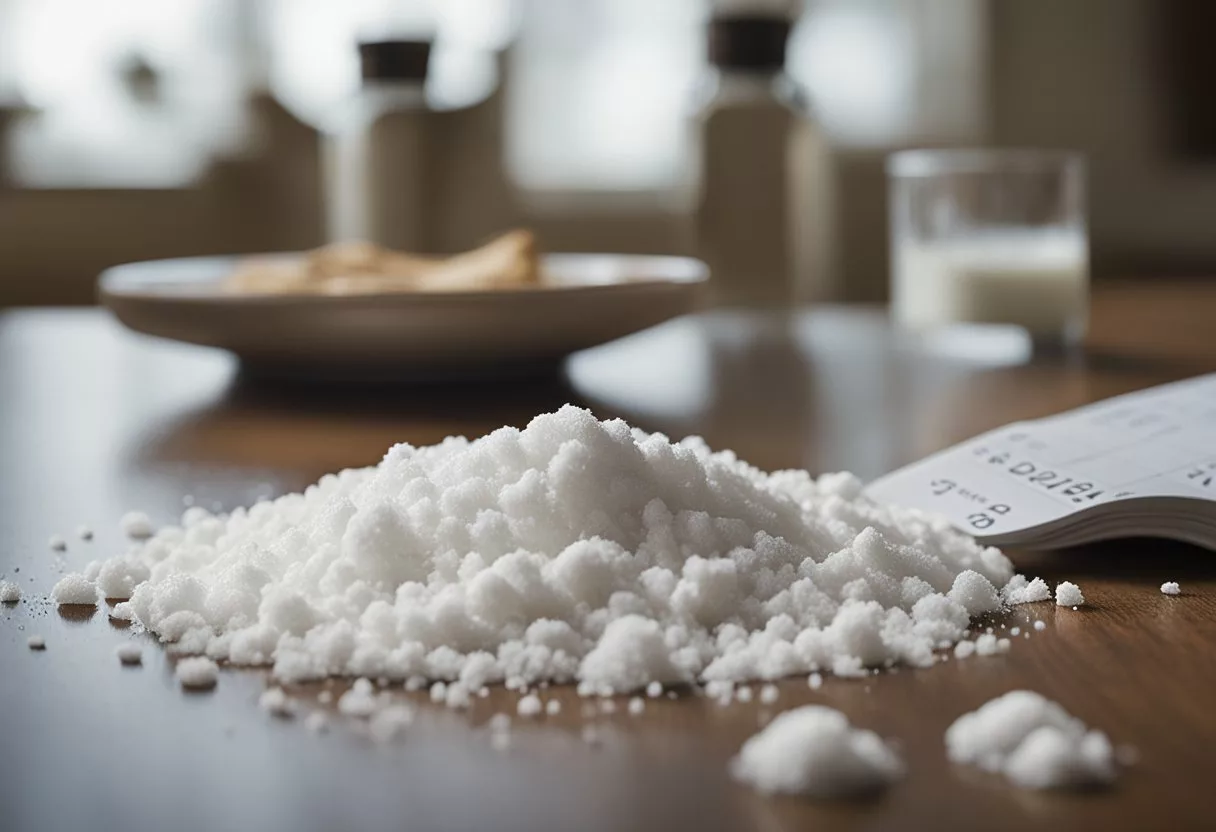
[100,253,707,380]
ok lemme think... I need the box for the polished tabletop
[2,283,1215,832]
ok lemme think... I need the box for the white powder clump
[368,705,414,742]
[116,643,143,665]
[0,581,21,603]
[973,634,1011,657]
[731,706,903,798]
[446,682,473,709]
[1160,581,1180,596]
[51,573,97,606]
[176,657,219,689]
[338,681,379,718]
[517,694,542,717]
[28,635,46,650]
[96,559,152,600]
[948,571,1002,616]
[953,640,975,659]
[120,511,155,540]
[260,687,296,717]
[808,672,823,690]
[945,691,1117,790]
[1055,582,1085,607]
[1002,575,1051,605]
[545,699,561,716]
[94,407,1021,690]
[109,602,135,622]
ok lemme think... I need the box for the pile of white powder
[946,691,1116,790]
[56,406,1047,693]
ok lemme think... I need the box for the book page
[864,373,1216,540]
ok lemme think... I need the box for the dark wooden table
[2,284,1215,832]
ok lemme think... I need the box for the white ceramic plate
[100,253,707,380]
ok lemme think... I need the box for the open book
[864,373,1216,549]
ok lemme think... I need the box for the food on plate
[225,229,540,295]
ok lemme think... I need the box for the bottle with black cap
[325,39,435,252]
[690,0,832,308]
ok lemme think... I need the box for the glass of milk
[888,150,1088,347]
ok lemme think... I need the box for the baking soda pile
[59,406,1041,693]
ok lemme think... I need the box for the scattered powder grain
[731,706,903,798]
[945,691,1117,790]
[115,643,143,665]
[646,681,663,699]
[120,511,155,540]
[1160,582,1180,596]
[48,535,67,552]
[759,684,779,704]
[1009,627,1020,637]
[0,581,21,603]
[77,526,94,542]
[176,656,219,689]
[736,686,754,703]
[88,407,1024,692]
[1055,582,1084,607]
[1033,620,1046,632]
[27,635,46,650]
[628,697,645,715]
[545,699,561,716]
[808,672,823,690]
[305,712,329,733]
[50,573,97,605]
[581,725,602,745]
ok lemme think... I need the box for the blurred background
[1,0,1215,307]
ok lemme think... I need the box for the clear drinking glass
[888,150,1088,347]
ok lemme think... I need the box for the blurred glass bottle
[325,40,434,251]
[689,2,833,308]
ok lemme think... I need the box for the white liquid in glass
[894,230,1088,339]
